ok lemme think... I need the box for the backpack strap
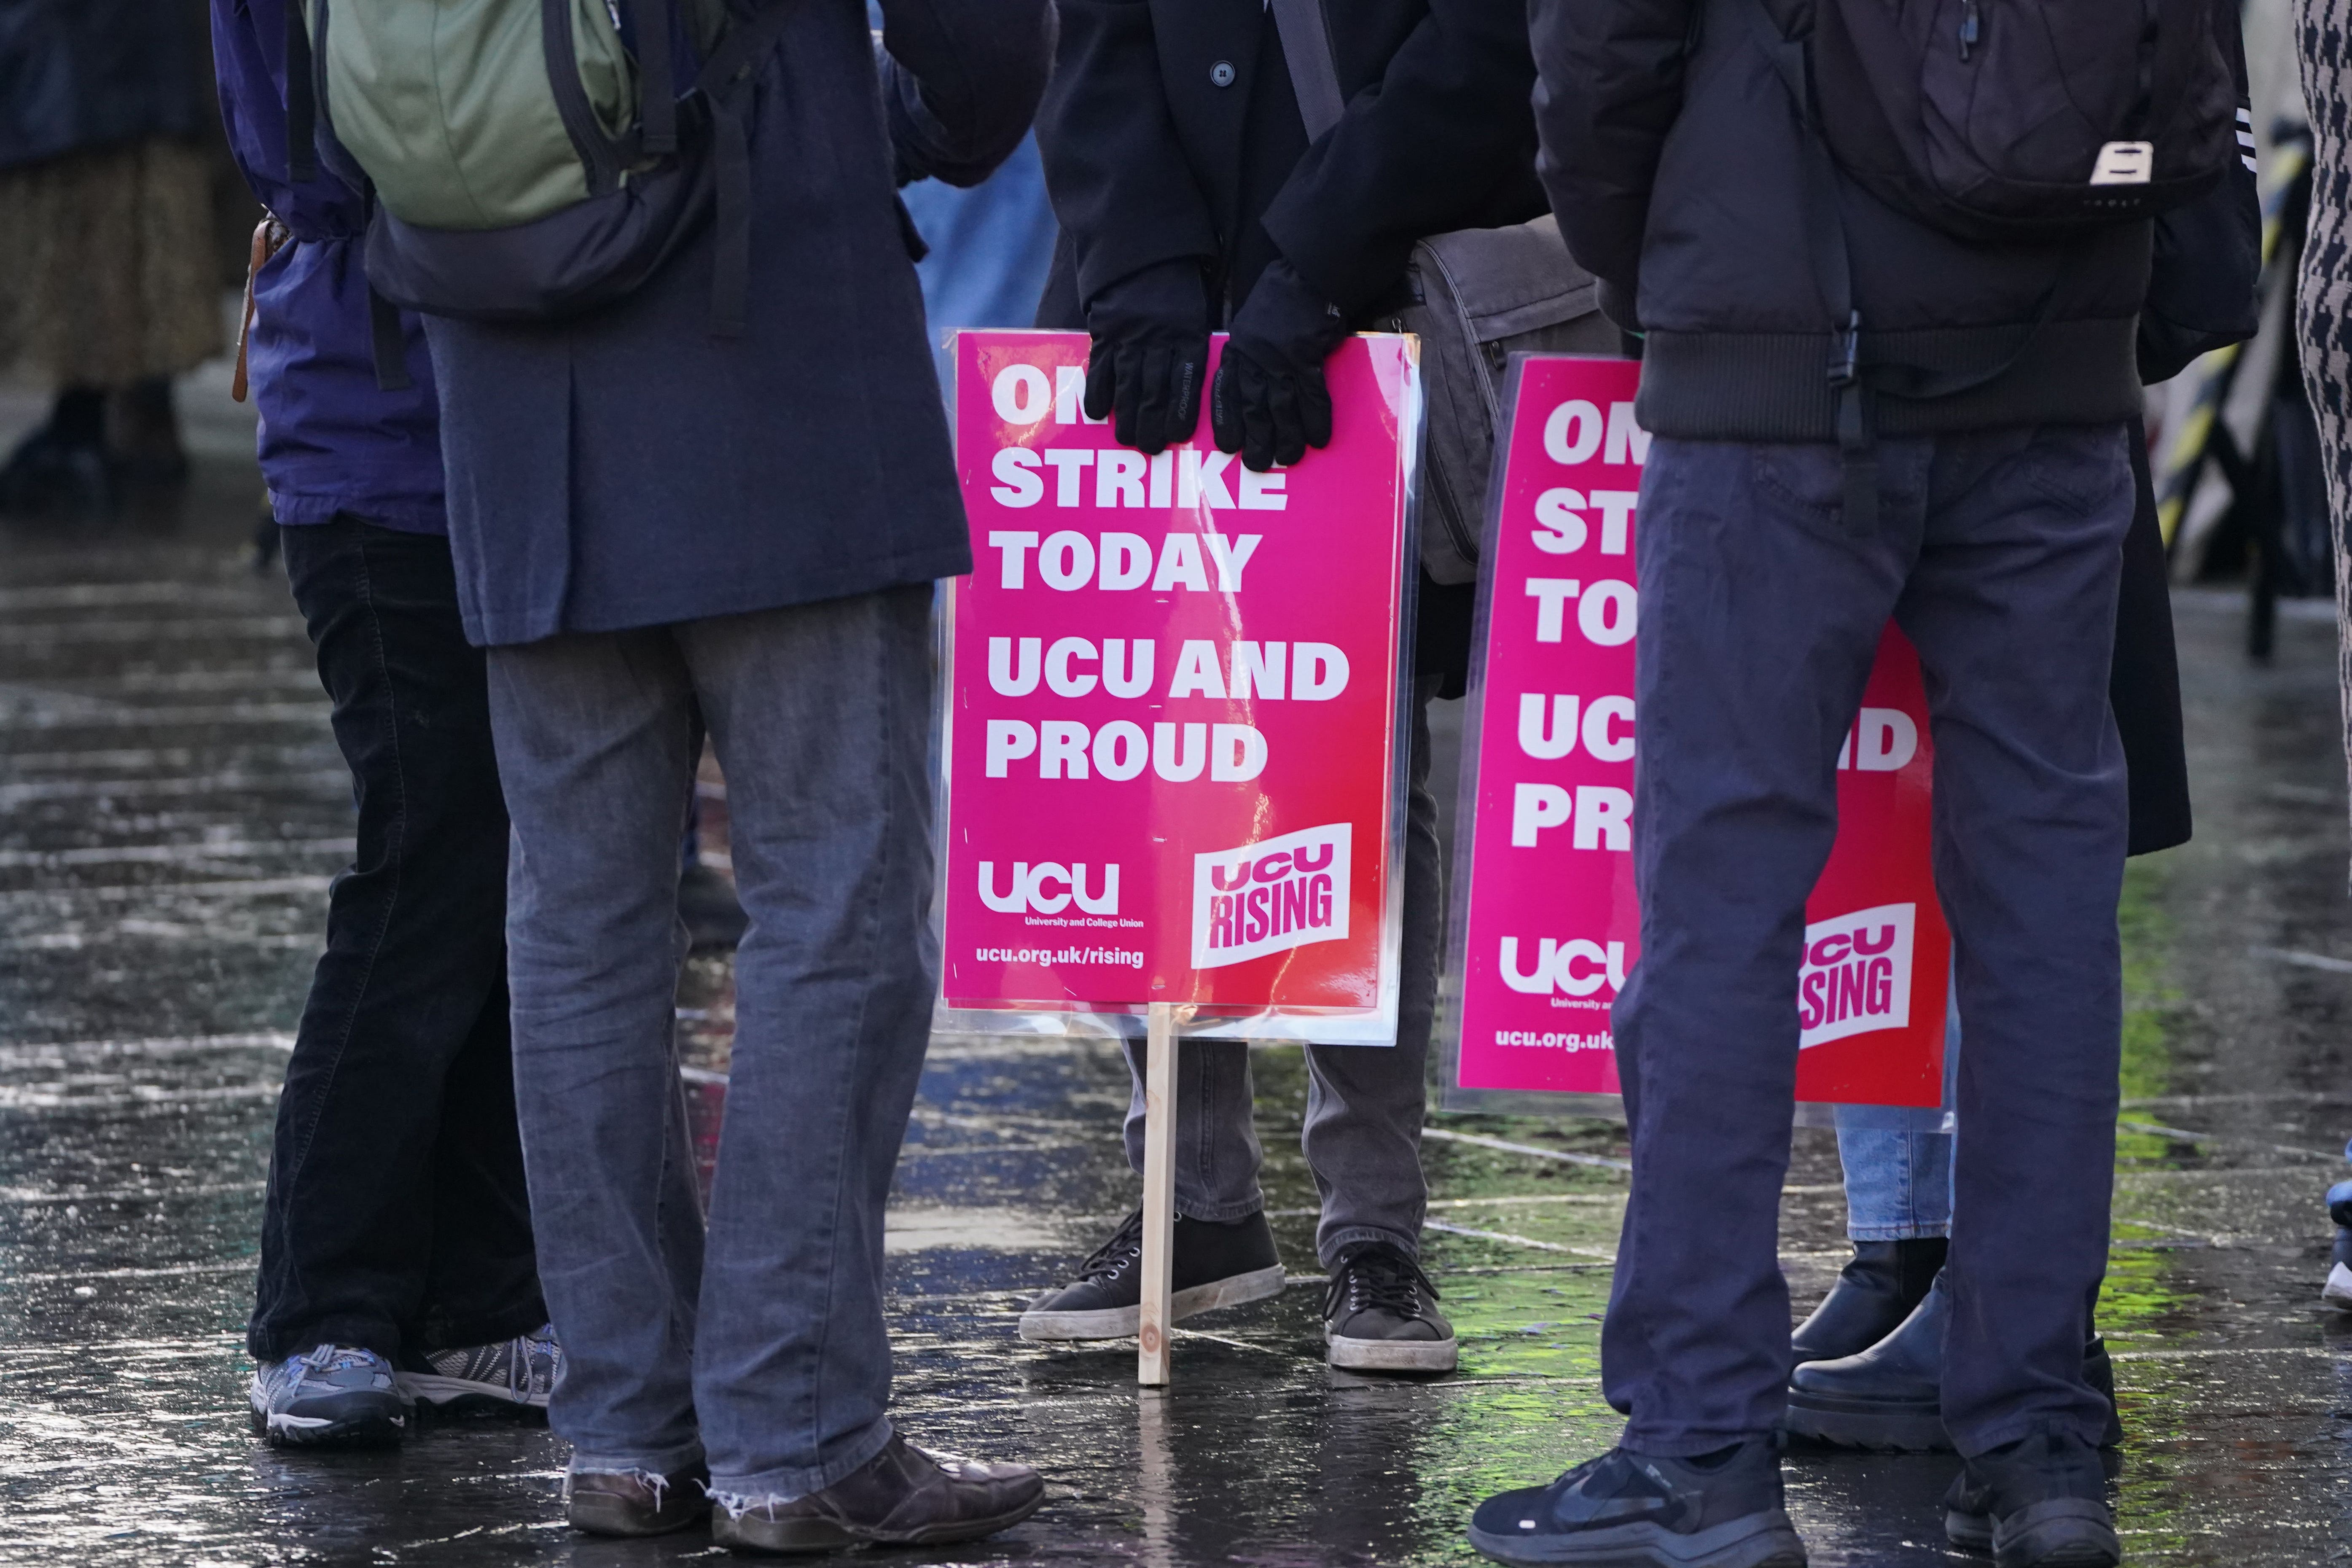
[1746,1,1875,534]
[1268,0,1345,142]
[694,0,799,338]
[284,0,319,183]
[626,0,678,155]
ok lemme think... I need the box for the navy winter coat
[427,0,1048,646]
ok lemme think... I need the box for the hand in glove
[1083,259,1212,455]
[1210,258,1351,473]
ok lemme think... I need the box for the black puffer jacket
[1036,0,1549,323]
[1529,0,2153,440]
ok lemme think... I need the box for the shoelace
[1071,1209,1146,1286]
[1323,1245,1440,1323]
[514,1324,561,1401]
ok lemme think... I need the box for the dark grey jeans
[485,586,936,1501]
[1121,675,1443,1267]
[1604,428,2131,1460]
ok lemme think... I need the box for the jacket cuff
[1597,277,1641,334]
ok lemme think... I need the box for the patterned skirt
[0,135,223,389]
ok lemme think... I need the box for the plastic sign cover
[1446,355,1950,1106]
[937,330,1417,1044]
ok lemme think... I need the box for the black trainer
[1786,1272,2124,1452]
[1942,1430,2118,1566]
[1018,1208,1284,1340]
[1470,1437,1806,1567]
[1325,1241,1457,1373]
[1790,1237,1946,1364]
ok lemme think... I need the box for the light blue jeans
[487,588,938,1503]
[1834,963,1962,1240]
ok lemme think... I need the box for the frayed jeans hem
[568,1442,707,1481]
[708,1417,894,1509]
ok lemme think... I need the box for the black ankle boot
[1790,1236,1946,1365]
[1786,1272,2126,1453]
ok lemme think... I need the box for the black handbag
[1268,0,1618,584]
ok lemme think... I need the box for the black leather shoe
[1787,1273,2125,1452]
[1467,1436,1807,1566]
[709,1433,1044,1554]
[1943,1431,2118,1566]
[564,1463,712,1536]
[1790,1237,1946,1364]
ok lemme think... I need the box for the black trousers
[247,516,543,1362]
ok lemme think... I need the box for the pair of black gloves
[1081,255,1352,471]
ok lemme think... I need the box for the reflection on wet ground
[5,385,2352,1564]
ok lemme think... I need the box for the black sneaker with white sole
[1468,1437,1807,1568]
[1325,1242,1457,1373]
[397,1322,562,1416]
[1018,1208,1284,1340]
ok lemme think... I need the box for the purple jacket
[210,0,445,533]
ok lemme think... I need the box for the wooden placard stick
[1137,1002,1180,1385]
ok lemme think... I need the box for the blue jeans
[485,587,937,1502]
[1835,970,1961,1240]
[1603,428,2130,1460]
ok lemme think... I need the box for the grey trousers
[486,586,936,1501]
[1121,675,1443,1267]
[1603,429,2131,1460]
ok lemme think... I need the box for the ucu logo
[1498,937,1629,997]
[1191,822,1352,970]
[978,861,1119,915]
[1798,902,1917,1048]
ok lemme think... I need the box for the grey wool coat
[426,0,1050,647]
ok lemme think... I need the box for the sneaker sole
[398,1371,550,1417]
[247,1402,407,1450]
[568,1492,712,1538]
[1945,1508,1994,1555]
[1017,1264,1286,1341]
[1468,1506,1808,1567]
[1989,1499,2118,1568]
[1327,1328,1458,1374]
[1782,1392,1951,1452]
[713,1488,1045,1555]
[2322,1263,2352,1310]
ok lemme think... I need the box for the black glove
[1083,259,1212,455]
[1211,258,1350,473]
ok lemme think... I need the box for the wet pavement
[5,368,2352,1565]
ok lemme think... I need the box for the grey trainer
[398,1322,562,1415]
[248,1344,409,1448]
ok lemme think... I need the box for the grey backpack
[288,0,791,337]
[1267,0,1618,586]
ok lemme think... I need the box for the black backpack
[1764,0,2241,241]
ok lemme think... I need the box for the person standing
[0,0,227,510]
[388,0,1054,1549]
[212,0,556,1448]
[1473,1,2241,1564]
[1023,0,1614,1377]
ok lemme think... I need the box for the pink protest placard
[1446,355,1949,1105]
[938,330,1417,1043]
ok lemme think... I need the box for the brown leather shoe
[709,1434,1044,1555]
[564,1463,712,1537]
